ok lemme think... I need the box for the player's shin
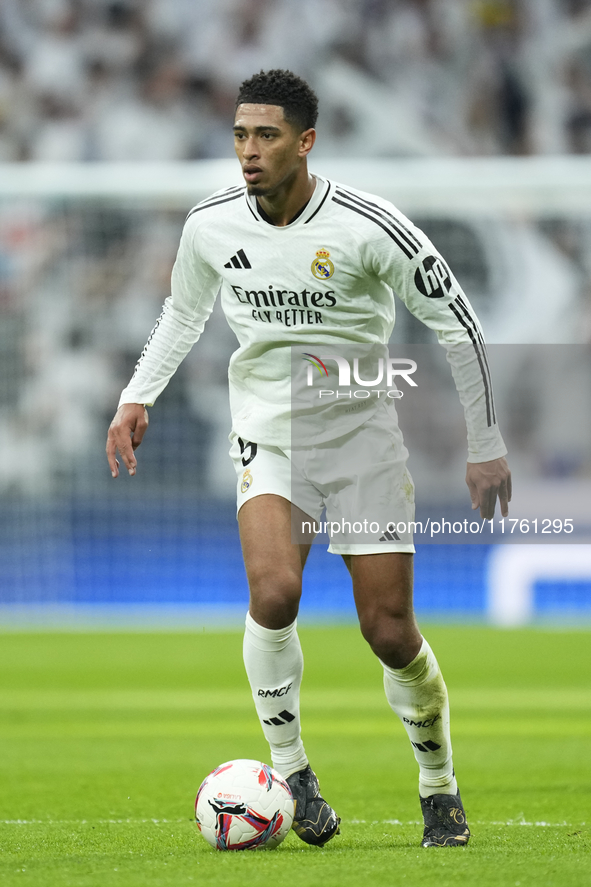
[381,638,457,798]
[243,612,308,778]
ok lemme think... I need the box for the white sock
[243,612,308,778]
[382,638,458,798]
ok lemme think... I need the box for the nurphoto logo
[302,353,418,400]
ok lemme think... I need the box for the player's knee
[359,607,415,661]
[247,565,301,624]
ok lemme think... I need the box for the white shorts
[230,402,416,555]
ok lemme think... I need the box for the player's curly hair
[235,69,319,131]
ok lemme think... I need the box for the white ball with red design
[195,759,295,850]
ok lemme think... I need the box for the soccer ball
[195,759,295,851]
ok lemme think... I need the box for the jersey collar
[245,175,332,227]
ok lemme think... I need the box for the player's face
[233,104,314,196]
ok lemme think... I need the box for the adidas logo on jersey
[224,249,252,269]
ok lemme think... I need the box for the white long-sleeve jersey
[119,175,506,462]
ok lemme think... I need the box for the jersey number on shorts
[238,437,258,467]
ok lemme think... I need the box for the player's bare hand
[466,457,512,520]
[106,403,149,478]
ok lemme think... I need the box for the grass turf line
[0,627,589,887]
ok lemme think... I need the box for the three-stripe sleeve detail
[454,294,496,423]
[448,298,496,428]
[198,185,244,207]
[332,194,418,260]
[130,305,167,381]
[335,188,422,255]
[186,189,245,219]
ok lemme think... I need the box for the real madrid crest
[311,248,334,281]
[241,469,253,494]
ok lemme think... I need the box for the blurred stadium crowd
[2,0,591,502]
[3,0,591,161]
[1,1,591,612]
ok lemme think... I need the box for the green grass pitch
[0,625,589,887]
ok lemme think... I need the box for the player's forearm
[402,267,507,461]
[118,296,206,408]
[444,341,507,463]
[119,210,221,408]
[400,288,507,461]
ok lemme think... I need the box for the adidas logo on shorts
[379,527,401,541]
